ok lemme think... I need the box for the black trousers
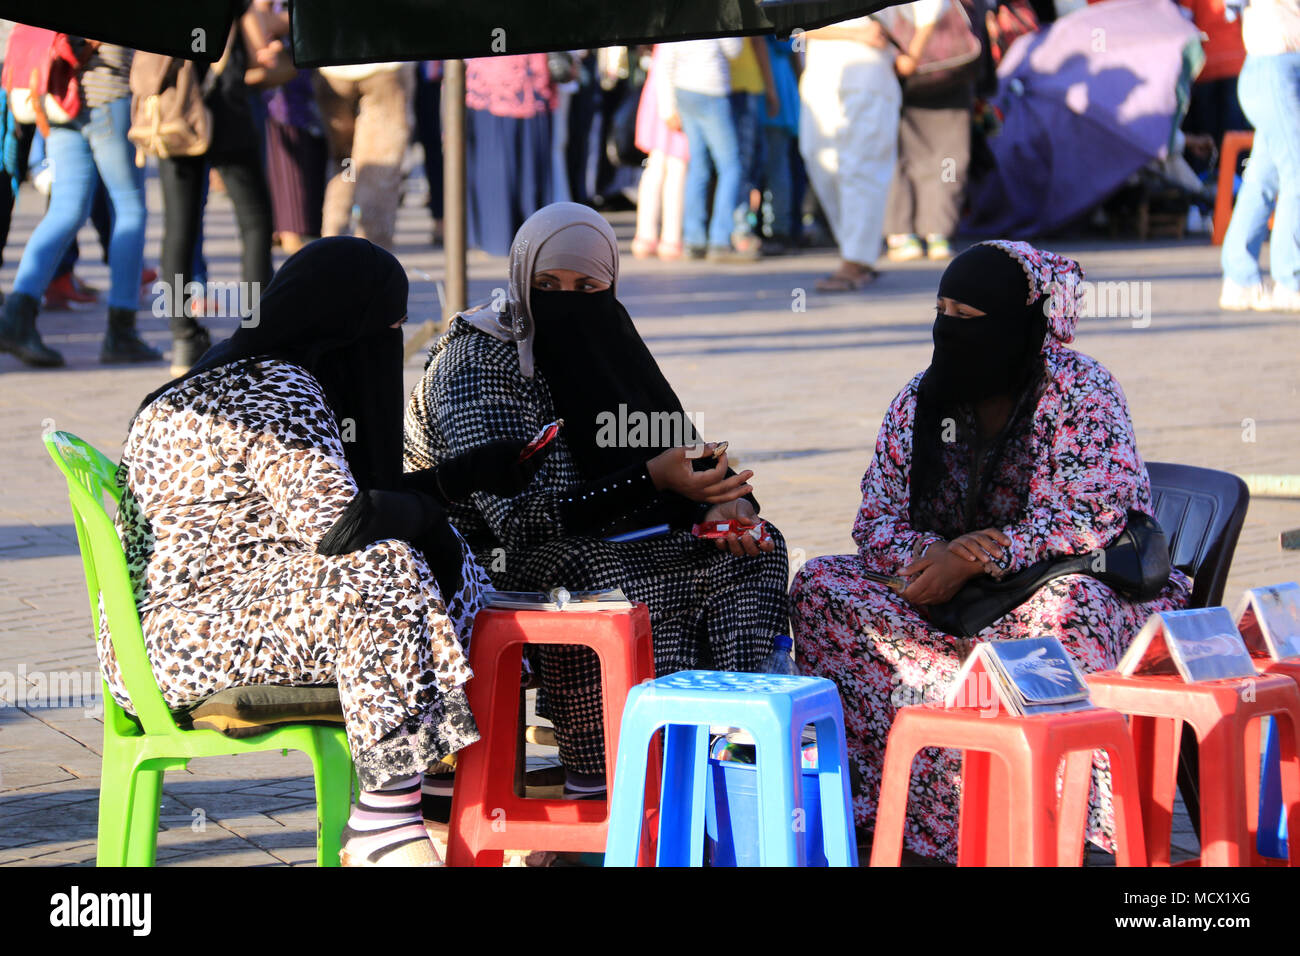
[158,150,273,335]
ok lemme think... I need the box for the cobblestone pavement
[2,170,1296,866]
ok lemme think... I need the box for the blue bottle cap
[774,634,793,652]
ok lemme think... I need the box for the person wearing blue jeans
[0,90,156,367]
[658,38,756,261]
[1219,50,1300,312]
[676,89,747,258]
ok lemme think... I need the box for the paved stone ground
[2,167,1297,866]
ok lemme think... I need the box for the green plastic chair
[43,430,353,867]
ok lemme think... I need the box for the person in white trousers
[799,17,901,291]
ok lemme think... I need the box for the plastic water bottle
[759,634,798,675]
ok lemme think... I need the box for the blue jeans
[13,96,145,310]
[1221,53,1300,292]
[729,91,765,237]
[676,88,743,249]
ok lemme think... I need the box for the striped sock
[421,772,455,823]
[342,774,431,863]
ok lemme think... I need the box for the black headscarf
[135,236,409,491]
[910,243,1049,531]
[530,287,699,478]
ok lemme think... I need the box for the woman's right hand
[646,444,754,504]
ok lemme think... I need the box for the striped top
[655,37,743,116]
[79,43,133,109]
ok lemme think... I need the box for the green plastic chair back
[43,430,352,867]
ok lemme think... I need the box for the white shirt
[1242,0,1300,53]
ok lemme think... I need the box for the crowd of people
[3,0,1295,374]
[0,0,1031,373]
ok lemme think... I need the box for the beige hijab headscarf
[463,202,619,379]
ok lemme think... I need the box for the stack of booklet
[945,636,1094,717]
[1235,582,1300,662]
[482,587,632,611]
[1117,606,1257,682]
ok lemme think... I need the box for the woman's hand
[664,111,683,132]
[702,498,773,557]
[948,527,1011,575]
[894,52,917,77]
[898,540,987,607]
[646,444,753,504]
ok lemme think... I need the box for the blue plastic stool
[1258,717,1289,859]
[604,671,858,867]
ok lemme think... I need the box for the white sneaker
[1269,284,1300,312]
[1219,278,1272,311]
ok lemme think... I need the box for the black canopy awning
[0,1,898,65]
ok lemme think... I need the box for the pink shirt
[465,54,556,119]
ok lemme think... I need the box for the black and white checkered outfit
[404,316,790,774]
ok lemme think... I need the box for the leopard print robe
[104,358,490,789]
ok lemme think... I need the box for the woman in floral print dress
[791,240,1191,863]
[110,238,546,865]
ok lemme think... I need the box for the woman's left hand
[898,540,985,606]
[702,499,773,557]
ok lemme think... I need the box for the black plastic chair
[1145,460,1252,842]
[1147,461,1250,610]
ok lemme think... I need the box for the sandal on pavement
[815,267,878,292]
[631,236,658,259]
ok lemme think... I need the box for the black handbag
[926,509,1173,638]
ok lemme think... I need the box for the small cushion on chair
[188,685,344,738]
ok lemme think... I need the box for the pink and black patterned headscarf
[977,239,1085,346]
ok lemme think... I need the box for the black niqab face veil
[910,243,1049,530]
[136,236,410,491]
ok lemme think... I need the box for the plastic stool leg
[1105,734,1149,868]
[813,713,857,867]
[656,723,709,866]
[605,720,654,867]
[1057,749,1094,867]
[755,721,803,866]
[1197,720,1250,866]
[1010,749,1059,866]
[959,749,1012,866]
[870,734,922,866]
[1130,714,1178,866]
[958,748,992,866]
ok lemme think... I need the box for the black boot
[101,308,163,364]
[169,323,212,376]
[0,292,63,367]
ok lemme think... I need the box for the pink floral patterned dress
[791,241,1192,862]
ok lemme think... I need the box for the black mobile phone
[690,441,729,472]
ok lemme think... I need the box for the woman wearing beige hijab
[404,202,789,798]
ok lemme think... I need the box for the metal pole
[443,58,468,318]
[404,59,468,361]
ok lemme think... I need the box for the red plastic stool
[1087,670,1300,867]
[446,605,660,866]
[870,704,1147,866]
